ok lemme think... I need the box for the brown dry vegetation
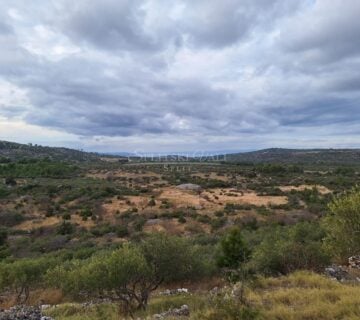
[279,184,332,194]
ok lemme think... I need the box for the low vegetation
[0,143,360,319]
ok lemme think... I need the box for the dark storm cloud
[0,0,360,150]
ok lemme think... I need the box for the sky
[0,0,360,153]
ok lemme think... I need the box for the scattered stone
[348,256,360,269]
[0,305,54,320]
[159,288,189,296]
[210,286,220,295]
[40,305,51,311]
[153,305,190,319]
[146,219,161,226]
[324,265,351,281]
[177,184,202,192]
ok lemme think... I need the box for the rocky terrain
[0,305,53,320]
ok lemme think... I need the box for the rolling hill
[224,148,360,165]
[0,140,100,162]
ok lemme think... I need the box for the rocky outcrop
[348,256,360,269]
[159,288,189,296]
[177,184,202,191]
[0,305,54,320]
[324,265,351,281]
[153,305,190,319]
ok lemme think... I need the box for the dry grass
[44,272,360,320]
[143,218,186,235]
[0,289,64,309]
[14,216,61,231]
[203,188,288,206]
[191,172,230,182]
[250,271,360,320]
[279,184,332,194]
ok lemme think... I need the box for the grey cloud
[0,22,12,35]
[57,0,301,51]
[280,0,360,63]
[0,0,359,150]
[269,98,360,128]
[323,76,360,93]
[58,0,172,51]
[182,0,300,48]
[9,55,232,137]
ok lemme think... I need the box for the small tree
[139,233,207,308]
[217,227,250,270]
[216,227,251,302]
[48,234,209,317]
[48,245,148,317]
[0,257,56,303]
[322,187,360,261]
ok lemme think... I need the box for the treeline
[0,234,214,316]
[0,160,79,178]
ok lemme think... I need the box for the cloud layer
[0,0,360,152]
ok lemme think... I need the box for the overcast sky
[0,0,360,153]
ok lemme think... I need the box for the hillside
[0,140,99,162]
[224,148,360,164]
[1,147,360,319]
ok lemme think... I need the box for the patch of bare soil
[191,172,229,182]
[14,214,96,231]
[279,184,331,194]
[203,188,288,206]
[158,187,205,208]
[14,216,61,231]
[86,169,162,180]
[143,218,186,235]
[102,195,151,218]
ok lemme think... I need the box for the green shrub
[251,222,330,275]
[48,234,211,316]
[116,225,129,238]
[0,228,8,246]
[57,221,75,235]
[322,187,360,261]
[217,227,250,270]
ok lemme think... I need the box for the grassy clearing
[44,272,360,320]
[45,295,202,320]
[250,271,360,320]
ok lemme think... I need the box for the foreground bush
[322,187,360,261]
[48,234,212,316]
[250,222,330,275]
[44,272,360,320]
[0,257,59,303]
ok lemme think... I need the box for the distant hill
[224,148,360,165]
[0,140,100,162]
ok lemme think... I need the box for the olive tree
[0,257,56,303]
[48,234,209,317]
